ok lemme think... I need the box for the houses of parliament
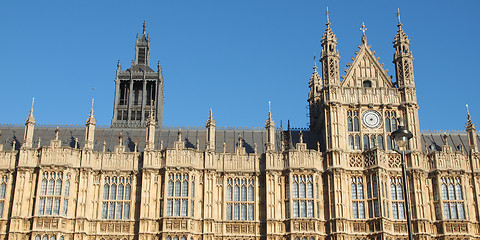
[0,11,479,240]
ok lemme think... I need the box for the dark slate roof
[0,125,478,154]
[0,126,283,154]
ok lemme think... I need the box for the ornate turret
[205,109,216,151]
[112,22,165,128]
[392,10,421,151]
[466,105,478,153]
[265,102,275,151]
[135,21,151,66]
[84,99,96,150]
[393,9,415,89]
[308,58,322,130]
[320,7,340,86]
[23,98,35,148]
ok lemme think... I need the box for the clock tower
[311,12,422,237]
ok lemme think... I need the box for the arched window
[292,175,314,218]
[441,177,465,219]
[353,118,359,132]
[102,176,132,219]
[351,177,365,219]
[348,118,353,132]
[363,80,372,88]
[390,177,405,219]
[226,177,255,220]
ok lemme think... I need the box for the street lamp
[391,122,414,240]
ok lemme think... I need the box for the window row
[348,134,396,151]
[35,235,65,240]
[226,203,254,220]
[292,200,314,218]
[166,199,194,217]
[167,173,193,197]
[102,202,130,219]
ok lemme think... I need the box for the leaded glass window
[101,176,132,219]
[166,173,194,217]
[292,175,315,218]
[441,177,465,219]
[390,177,405,219]
[38,172,69,216]
[226,177,255,220]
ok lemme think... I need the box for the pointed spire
[117,60,121,70]
[265,101,275,151]
[465,104,477,152]
[84,99,96,150]
[206,109,216,151]
[89,99,94,119]
[360,22,367,45]
[29,97,34,117]
[143,21,147,35]
[24,97,36,148]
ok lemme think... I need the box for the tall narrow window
[441,177,465,219]
[384,111,398,135]
[348,110,360,151]
[0,176,6,217]
[363,135,370,150]
[102,176,132,219]
[291,175,314,218]
[226,177,255,220]
[38,172,68,216]
[166,173,192,217]
[390,177,405,219]
[351,177,365,219]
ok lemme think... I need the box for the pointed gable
[341,44,393,88]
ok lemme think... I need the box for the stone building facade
[0,14,480,240]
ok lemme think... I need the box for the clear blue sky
[1,0,479,131]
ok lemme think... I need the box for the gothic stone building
[0,16,479,240]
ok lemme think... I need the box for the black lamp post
[391,123,414,240]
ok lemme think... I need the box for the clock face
[362,110,382,129]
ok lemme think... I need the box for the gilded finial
[467,104,472,121]
[397,8,402,28]
[326,7,330,26]
[360,22,367,45]
[360,22,367,34]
